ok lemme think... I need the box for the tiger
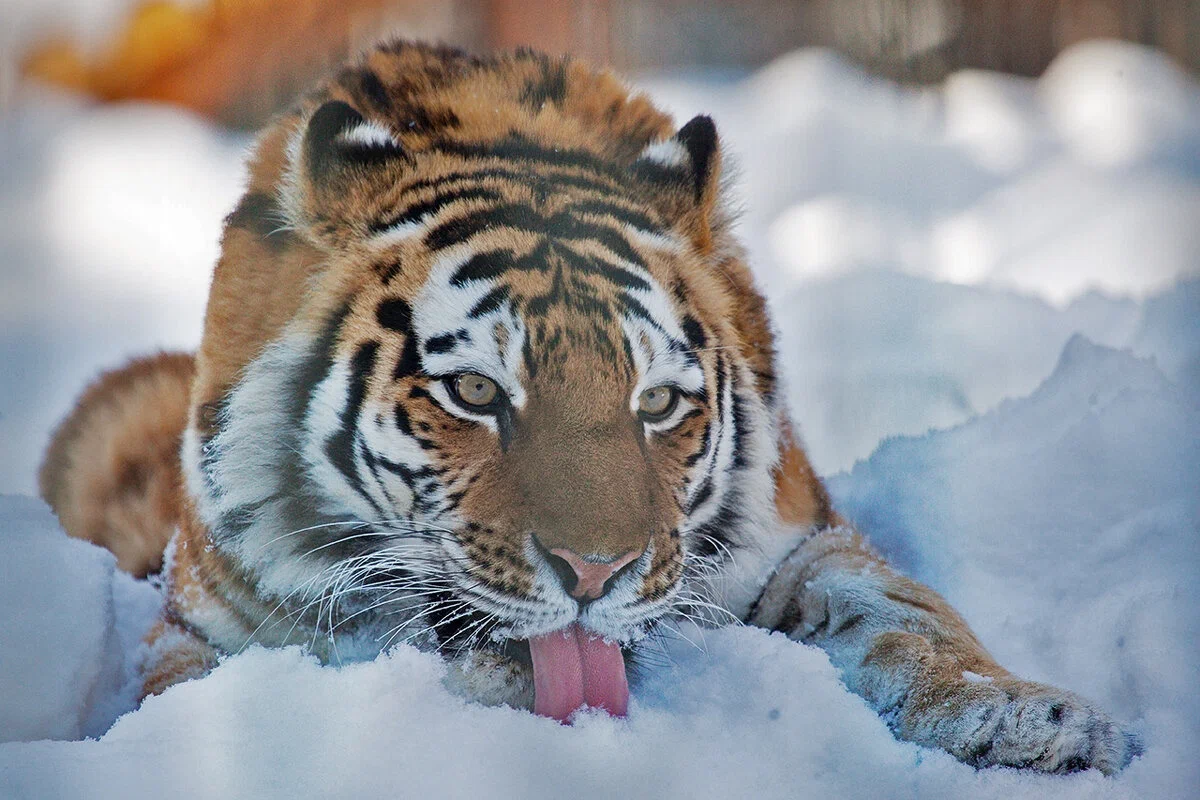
[40,40,1138,773]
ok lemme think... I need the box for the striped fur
[40,41,1135,773]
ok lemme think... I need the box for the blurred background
[2,0,1198,494]
[6,1,1200,124]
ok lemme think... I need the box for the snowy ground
[1,40,1198,799]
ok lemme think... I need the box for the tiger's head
[182,44,810,705]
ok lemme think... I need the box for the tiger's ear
[286,100,410,245]
[631,115,722,245]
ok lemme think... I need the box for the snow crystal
[961,671,993,685]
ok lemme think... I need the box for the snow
[642,41,1200,308]
[0,89,247,497]
[1,40,1198,798]
[0,495,160,743]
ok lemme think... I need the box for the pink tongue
[527,623,628,723]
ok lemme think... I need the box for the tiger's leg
[140,617,220,699]
[749,527,1140,774]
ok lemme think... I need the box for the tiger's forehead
[402,210,702,401]
[314,152,701,393]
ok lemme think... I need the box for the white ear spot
[638,139,690,169]
[339,120,401,149]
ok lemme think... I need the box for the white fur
[413,246,529,411]
[338,120,399,149]
[370,218,428,248]
[638,138,689,169]
[301,359,385,521]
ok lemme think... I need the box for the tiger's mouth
[438,538,682,722]
[447,573,661,723]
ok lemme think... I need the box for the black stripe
[426,204,546,250]
[615,294,666,333]
[377,298,413,332]
[451,245,550,286]
[553,244,651,293]
[394,332,421,379]
[344,68,392,113]
[682,316,707,351]
[690,495,742,559]
[215,502,262,544]
[523,264,568,319]
[393,402,414,436]
[730,383,749,470]
[549,215,649,272]
[685,350,726,514]
[424,333,458,354]
[568,199,660,232]
[369,186,502,234]
[429,202,653,293]
[404,386,442,450]
[689,475,714,514]
[357,434,399,511]
[323,342,382,511]
[667,335,702,368]
[431,136,628,184]
[379,259,406,285]
[294,303,354,425]
[620,336,635,378]
[397,167,622,203]
[519,58,568,110]
[468,284,510,318]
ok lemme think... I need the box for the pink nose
[549,546,643,601]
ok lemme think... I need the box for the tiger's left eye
[638,385,677,420]
[454,373,499,407]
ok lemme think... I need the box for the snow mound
[831,336,1200,798]
[772,271,1147,472]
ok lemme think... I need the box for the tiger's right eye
[454,373,498,407]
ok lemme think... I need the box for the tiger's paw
[900,675,1141,776]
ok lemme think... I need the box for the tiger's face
[319,167,715,647]
[188,52,780,673]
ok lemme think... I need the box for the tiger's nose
[534,538,643,602]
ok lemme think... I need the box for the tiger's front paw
[900,675,1141,775]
